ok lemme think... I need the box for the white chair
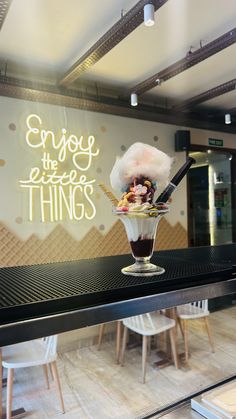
[177,300,215,362]
[2,335,65,419]
[120,312,179,383]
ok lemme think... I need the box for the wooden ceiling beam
[172,78,236,112]
[59,0,168,88]
[227,107,236,115]
[0,0,12,30]
[0,74,235,134]
[126,27,236,96]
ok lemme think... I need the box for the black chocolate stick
[155,156,196,203]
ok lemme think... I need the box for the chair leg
[142,336,148,384]
[49,363,54,380]
[6,368,14,419]
[177,317,184,338]
[204,317,215,353]
[147,336,151,356]
[97,323,105,350]
[116,321,122,364]
[120,326,128,366]
[169,329,179,369]
[183,320,189,362]
[155,334,159,350]
[43,364,50,389]
[162,330,170,355]
[50,361,65,414]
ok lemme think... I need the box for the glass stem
[134,256,151,264]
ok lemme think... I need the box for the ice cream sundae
[110,142,173,276]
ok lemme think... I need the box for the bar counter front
[0,244,235,348]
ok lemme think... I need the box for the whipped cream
[119,214,160,242]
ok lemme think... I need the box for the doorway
[188,149,234,247]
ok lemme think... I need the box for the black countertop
[0,244,235,347]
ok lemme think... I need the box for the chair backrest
[42,335,58,361]
[190,300,208,311]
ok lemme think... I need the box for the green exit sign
[208,138,224,147]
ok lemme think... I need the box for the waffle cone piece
[99,183,118,206]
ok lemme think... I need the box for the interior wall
[191,128,236,149]
[0,95,188,268]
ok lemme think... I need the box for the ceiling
[0,0,236,132]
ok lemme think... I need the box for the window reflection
[3,300,234,418]
[189,151,233,247]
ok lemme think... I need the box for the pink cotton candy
[110,142,173,192]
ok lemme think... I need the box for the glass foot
[121,262,165,277]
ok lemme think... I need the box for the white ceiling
[145,45,236,107]
[0,0,235,112]
[0,0,137,71]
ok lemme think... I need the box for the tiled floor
[3,307,236,419]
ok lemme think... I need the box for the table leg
[153,308,182,369]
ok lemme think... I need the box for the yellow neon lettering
[26,114,43,148]
[58,185,73,220]
[40,186,54,222]
[20,113,99,222]
[73,136,99,171]
[53,185,59,221]
[72,185,85,220]
[20,185,39,221]
[20,168,96,186]
[25,114,99,166]
[84,184,96,220]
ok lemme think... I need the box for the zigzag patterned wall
[0,218,187,267]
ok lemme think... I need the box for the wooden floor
[2,307,236,419]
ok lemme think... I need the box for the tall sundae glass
[109,142,195,277]
[114,203,169,276]
[109,142,176,276]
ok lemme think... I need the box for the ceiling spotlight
[225,113,231,124]
[155,78,162,85]
[131,93,138,107]
[144,3,155,27]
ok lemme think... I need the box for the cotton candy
[110,142,173,192]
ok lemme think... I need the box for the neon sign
[19,114,99,222]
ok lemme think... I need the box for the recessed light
[130,93,138,107]
[144,3,155,27]
[225,113,231,124]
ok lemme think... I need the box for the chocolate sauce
[130,238,154,257]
